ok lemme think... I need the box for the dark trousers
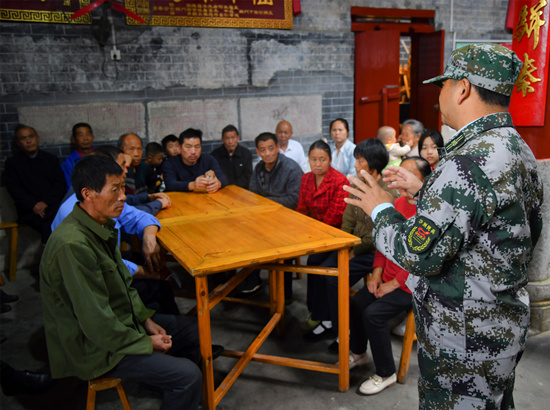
[132,279,180,316]
[20,202,60,244]
[104,314,202,410]
[349,285,411,377]
[306,251,375,329]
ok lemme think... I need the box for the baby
[377,126,410,168]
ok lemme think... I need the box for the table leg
[276,267,285,335]
[337,248,350,392]
[196,276,215,409]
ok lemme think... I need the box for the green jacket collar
[445,112,514,155]
[71,203,117,241]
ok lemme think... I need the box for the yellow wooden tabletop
[156,186,360,276]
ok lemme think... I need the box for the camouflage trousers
[417,344,522,409]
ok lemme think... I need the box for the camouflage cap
[423,43,523,96]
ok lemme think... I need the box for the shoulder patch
[406,217,440,254]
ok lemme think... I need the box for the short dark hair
[72,155,123,201]
[222,124,239,137]
[146,142,163,156]
[179,128,202,144]
[354,138,389,174]
[161,134,178,150]
[255,132,278,148]
[72,122,93,139]
[472,84,511,107]
[308,139,331,161]
[330,118,349,133]
[93,145,123,161]
[117,133,142,149]
[13,124,36,139]
[418,129,445,152]
[401,156,432,181]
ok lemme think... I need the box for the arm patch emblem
[406,217,440,254]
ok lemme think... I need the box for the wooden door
[354,30,401,143]
[410,31,445,130]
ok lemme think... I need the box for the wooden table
[156,185,360,409]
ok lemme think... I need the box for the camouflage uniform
[372,44,544,408]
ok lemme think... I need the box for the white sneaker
[359,373,397,395]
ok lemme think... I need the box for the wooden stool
[0,222,19,282]
[87,377,131,410]
[397,308,417,383]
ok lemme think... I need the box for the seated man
[52,146,178,315]
[164,128,228,193]
[238,132,303,299]
[304,139,399,352]
[41,155,202,409]
[276,120,309,173]
[61,122,94,189]
[118,133,156,195]
[210,124,253,189]
[3,124,66,244]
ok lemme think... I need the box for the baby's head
[376,126,396,145]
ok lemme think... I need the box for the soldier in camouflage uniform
[343,43,544,408]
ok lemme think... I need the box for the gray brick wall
[0,0,512,172]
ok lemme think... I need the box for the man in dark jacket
[3,124,66,244]
[210,124,252,189]
[238,132,303,299]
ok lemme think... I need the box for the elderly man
[398,119,424,157]
[210,124,253,189]
[41,155,202,409]
[118,133,154,195]
[275,120,308,172]
[164,128,228,193]
[344,44,543,407]
[3,124,66,244]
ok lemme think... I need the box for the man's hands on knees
[144,318,172,352]
[344,170,395,216]
[33,201,48,218]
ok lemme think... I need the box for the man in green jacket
[40,155,202,410]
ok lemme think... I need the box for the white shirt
[330,139,356,177]
[280,139,309,173]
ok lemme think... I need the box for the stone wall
[1,0,513,171]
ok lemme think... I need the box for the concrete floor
[1,263,550,410]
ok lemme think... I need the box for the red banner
[509,0,549,126]
[124,0,293,29]
[0,0,91,24]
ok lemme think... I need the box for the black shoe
[303,323,336,342]
[0,304,11,314]
[234,274,263,299]
[328,340,338,354]
[1,369,56,396]
[212,344,224,360]
[0,290,18,304]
